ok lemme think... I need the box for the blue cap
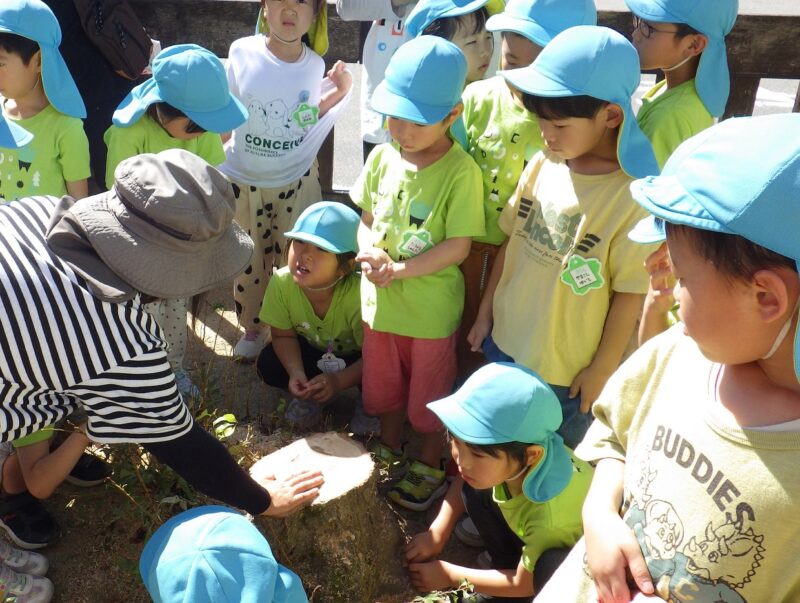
[140,506,308,603]
[629,114,800,374]
[284,201,360,254]
[502,26,658,179]
[486,0,597,46]
[0,0,86,118]
[371,36,466,125]
[113,44,247,133]
[406,0,491,38]
[428,362,574,503]
[625,0,738,117]
[0,114,32,149]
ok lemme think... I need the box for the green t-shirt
[0,101,90,202]
[636,79,714,170]
[352,142,485,339]
[103,115,226,189]
[462,76,544,245]
[259,267,363,354]
[493,451,592,572]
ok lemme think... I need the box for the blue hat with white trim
[486,0,597,47]
[624,0,738,117]
[428,362,574,503]
[406,0,491,38]
[0,0,86,118]
[140,506,308,603]
[284,201,360,254]
[371,36,466,125]
[0,114,32,149]
[502,26,658,178]
[629,114,800,374]
[114,44,247,133]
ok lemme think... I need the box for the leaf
[213,413,237,440]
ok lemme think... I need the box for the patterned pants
[231,162,322,330]
[145,298,188,371]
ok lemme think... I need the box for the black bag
[72,0,152,80]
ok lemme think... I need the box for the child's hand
[467,315,492,352]
[408,560,454,592]
[356,248,394,288]
[584,511,653,603]
[288,371,312,399]
[305,372,340,403]
[569,361,613,412]
[327,60,353,95]
[405,530,446,563]
[643,243,676,317]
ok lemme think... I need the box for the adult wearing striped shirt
[0,149,323,544]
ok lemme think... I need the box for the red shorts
[361,324,457,434]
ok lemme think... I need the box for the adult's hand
[258,470,324,517]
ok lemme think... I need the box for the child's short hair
[674,22,701,38]
[146,103,206,134]
[522,93,608,121]
[665,221,797,282]
[454,434,532,467]
[0,32,39,64]
[423,7,489,40]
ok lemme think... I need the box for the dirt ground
[33,286,481,602]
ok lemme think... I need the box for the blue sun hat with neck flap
[284,201,360,254]
[406,0,492,38]
[501,25,658,179]
[486,0,597,47]
[0,0,86,118]
[624,0,738,118]
[140,506,308,603]
[628,114,800,375]
[428,362,574,503]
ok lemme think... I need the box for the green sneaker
[387,460,447,511]
[370,443,408,478]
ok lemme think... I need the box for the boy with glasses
[627,0,738,169]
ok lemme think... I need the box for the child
[0,0,89,202]
[534,113,800,603]
[221,0,353,362]
[627,0,737,168]
[104,43,248,398]
[458,0,597,378]
[353,36,485,510]
[468,26,659,449]
[405,0,499,86]
[255,201,377,434]
[406,363,593,598]
[141,505,308,602]
[335,0,417,160]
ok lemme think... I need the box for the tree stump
[250,432,400,601]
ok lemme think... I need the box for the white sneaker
[232,331,268,362]
[0,563,53,603]
[454,516,485,548]
[0,541,48,576]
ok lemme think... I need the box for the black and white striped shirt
[0,197,192,444]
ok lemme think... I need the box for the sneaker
[0,541,47,576]
[369,443,408,478]
[387,460,448,511]
[0,563,53,603]
[349,398,380,436]
[454,516,485,548]
[232,330,268,362]
[65,453,112,487]
[173,368,201,400]
[0,494,56,550]
[284,398,322,429]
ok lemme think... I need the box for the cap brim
[406,0,490,37]
[0,118,33,148]
[628,215,666,243]
[371,81,451,124]
[184,94,249,133]
[113,79,162,127]
[427,395,510,445]
[40,47,86,118]
[71,191,254,299]
[486,14,551,46]
[283,230,350,254]
[500,65,577,97]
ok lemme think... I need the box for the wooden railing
[130,0,800,195]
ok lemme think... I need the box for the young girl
[255,202,376,434]
[221,0,353,362]
[406,363,592,598]
[104,44,248,399]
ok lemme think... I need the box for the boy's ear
[603,103,624,129]
[445,102,464,126]
[525,444,544,467]
[683,34,708,57]
[752,268,796,324]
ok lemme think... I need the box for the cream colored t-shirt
[535,325,800,602]
[492,152,653,386]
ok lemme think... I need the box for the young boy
[406,363,592,598]
[468,26,659,449]
[458,0,596,378]
[0,0,89,202]
[353,36,485,511]
[628,0,738,168]
[534,113,800,603]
